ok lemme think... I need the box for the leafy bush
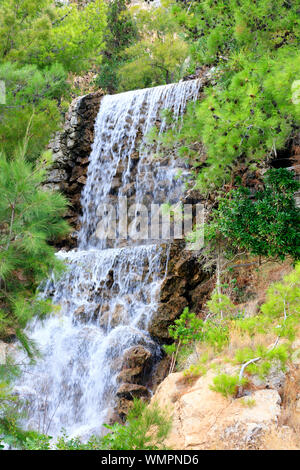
[0,62,69,160]
[102,399,171,450]
[0,1,107,161]
[96,0,138,93]
[261,262,300,319]
[117,3,189,90]
[0,0,107,72]
[206,291,236,318]
[209,169,300,261]
[2,399,171,450]
[168,307,203,345]
[177,0,299,67]
[183,363,207,379]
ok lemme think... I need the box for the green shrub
[96,0,138,93]
[209,169,300,261]
[101,399,171,450]
[168,307,203,345]
[261,263,300,318]
[0,62,69,161]
[0,0,107,72]
[241,398,256,408]
[183,363,207,379]
[210,373,247,398]
[117,4,189,90]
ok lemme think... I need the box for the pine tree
[0,140,69,354]
[96,0,138,93]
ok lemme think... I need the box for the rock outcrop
[151,368,283,450]
[45,90,104,248]
[149,242,210,343]
[115,345,153,420]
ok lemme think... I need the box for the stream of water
[15,79,201,438]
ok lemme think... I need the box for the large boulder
[151,368,282,450]
[115,345,153,421]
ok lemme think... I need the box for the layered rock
[149,241,210,343]
[45,90,104,248]
[113,345,152,420]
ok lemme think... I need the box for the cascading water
[15,79,201,439]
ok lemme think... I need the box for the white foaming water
[16,80,201,438]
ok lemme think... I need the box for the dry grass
[261,426,300,450]
[261,365,300,450]
[224,329,277,360]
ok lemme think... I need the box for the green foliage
[234,263,300,344]
[168,304,230,351]
[0,62,69,160]
[201,320,229,351]
[117,3,189,90]
[234,342,289,379]
[209,169,300,261]
[234,315,271,337]
[13,399,171,450]
[234,344,289,366]
[261,262,300,319]
[0,146,69,354]
[0,0,107,72]
[96,0,138,93]
[183,363,207,379]
[210,373,247,398]
[165,304,231,372]
[102,399,171,450]
[206,291,236,317]
[7,428,102,450]
[241,397,256,408]
[176,0,299,66]
[0,1,107,160]
[161,1,300,192]
[169,307,203,345]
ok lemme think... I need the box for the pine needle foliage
[117,2,189,91]
[95,0,138,93]
[161,0,300,192]
[0,0,107,161]
[0,145,69,354]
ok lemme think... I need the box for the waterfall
[15,79,201,439]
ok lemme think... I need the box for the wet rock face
[115,345,153,421]
[45,90,104,249]
[149,241,210,343]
